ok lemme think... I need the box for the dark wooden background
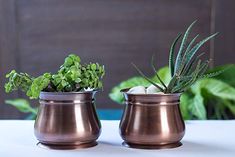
[0,0,234,119]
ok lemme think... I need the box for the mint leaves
[5,54,105,99]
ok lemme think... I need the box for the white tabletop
[0,120,235,157]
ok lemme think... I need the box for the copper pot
[34,91,101,149]
[119,89,185,149]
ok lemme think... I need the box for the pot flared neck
[121,89,181,105]
[39,91,97,101]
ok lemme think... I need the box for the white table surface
[0,120,235,157]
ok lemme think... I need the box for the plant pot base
[122,141,182,149]
[37,141,98,150]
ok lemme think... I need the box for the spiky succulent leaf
[151,55,167,89]
[166,75,178,93]
[202,68,228,79]
[185,34,199,54]
[185,33,218,66]
[175,20,197,75]
[182,52,205,76]
[169,34,182,77]
[132,63,164,92]
[172,59,202,93]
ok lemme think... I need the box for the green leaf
[153,66,171,85]
[5,99,37,114]
[166,75,177,93]
[132,63,164,92]
[151,55,167,89]
[91,63,97,71]
[27,73,51,99]
[182,52,205,76]
[185,33,218,66]
[109,76,151,104]
[189,92,207,120]
[5,54,105,99]
[175,20,197,74]
[223,100,235,115]
[109,66,172,104]
[185,34,199,54]
[180,93,193,120]
[64,57,73,66]
[195,78,235,101]
[169,34,182,77]
[25,113,37,120]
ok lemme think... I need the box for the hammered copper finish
[34,91,101,149]
[119,89,185,149]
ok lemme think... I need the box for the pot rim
[40,90,98,95]
[120,88,181,97]
[39,90,98,101]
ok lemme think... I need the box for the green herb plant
[5,54,105,99]
[132,21,222,94]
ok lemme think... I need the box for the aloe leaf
[175,20,197,75]
[176,34,200,75]
[182,52,205,75]
[132,63,164,92]
[169,34,182,77]
[185,33,218,65]
[198,60,210,77]
[151,55,167,89]
[173,60,202,93]
[154,66,171,85]
[166,75,178,93]
[185,34,199,54]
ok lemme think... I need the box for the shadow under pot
[119,89,185,149]
[34,91,101,150]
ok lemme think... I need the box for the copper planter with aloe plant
[120,21,220,149]
[5,54,105,149]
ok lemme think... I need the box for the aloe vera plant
[109,65,235,120]
[133,21,222,94]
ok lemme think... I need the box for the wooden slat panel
[214,0,235,65]
[0,0,212,118]
[0,0,24,119]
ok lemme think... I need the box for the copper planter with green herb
[119,21,222,149]
[5,54,105,149]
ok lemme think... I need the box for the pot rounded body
[34,91,101,148]
[119,91,185,148]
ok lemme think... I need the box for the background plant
[109,64,235,120]
[5,54,105,99]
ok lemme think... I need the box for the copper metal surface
[34,91,101,149]
[37,141,97,150]
[122,142,182,149]
[119,89,185,149]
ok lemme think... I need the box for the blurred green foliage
[109,64,235,120]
